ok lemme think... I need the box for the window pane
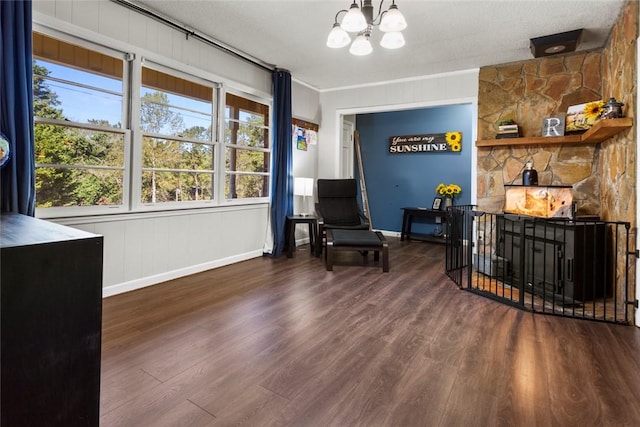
[225,93,268,125]
[35,167,123,207]
[35,123,124,167]
[239,110,265,126]
[225,174,268,199]
[142,171,213,203]
[34,59,122,127]
[140,88,212,139]
[226,147,269,173]
[225,120,268,148]
[142,137,214,170]
[33,34,126,211]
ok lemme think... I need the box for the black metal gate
[445,206,636,324]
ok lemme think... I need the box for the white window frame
[221,88,272,205]
[132,59,219,211]
[32,26,274,218]
[34,29,132,219]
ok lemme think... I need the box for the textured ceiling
[132,0,625,91]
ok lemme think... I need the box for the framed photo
[565,100,603,132]
[432,197,442,210]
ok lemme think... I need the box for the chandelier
[326,0,407,56]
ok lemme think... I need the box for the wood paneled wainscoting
[101,238,640,426]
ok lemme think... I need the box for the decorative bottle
[522,161,538,186]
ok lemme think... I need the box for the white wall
[31,1,477,297]
[57,206,268,297]
[318,70,480,178]
[292,81,320,214]
[33,0,272,94]
[32,0,319,296]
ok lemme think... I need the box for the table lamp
[294,177,314,216]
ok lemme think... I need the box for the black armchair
[315,179,370,256]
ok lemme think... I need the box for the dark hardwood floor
[100,237,640,426]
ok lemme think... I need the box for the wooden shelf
[476,118,632,147]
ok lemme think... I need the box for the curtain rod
[110,0,276,74]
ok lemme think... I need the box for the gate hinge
[632,249,640,258]
[635,299,639,309]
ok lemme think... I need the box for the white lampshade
[340,3,367,32]
[294,177,314,197]
[327,23,351,48]
[349,35,373,56]
[379,5,407,32]
[294,177,314,216]
[380,31,405,49]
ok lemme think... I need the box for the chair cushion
[317,179,368,227]
[317,179,358,198]
[331,230,383,247]
[319,198,362,225]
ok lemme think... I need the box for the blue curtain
[0,0,35,215]
[268,69,293,257]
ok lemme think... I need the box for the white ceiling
[132,0,626,91]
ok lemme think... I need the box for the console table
[400,207,447,243]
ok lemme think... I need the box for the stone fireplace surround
[476,0,637,228]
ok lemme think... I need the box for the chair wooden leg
[325,230,334,271]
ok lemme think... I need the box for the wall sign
[388,132,462,154]
[542,116,566,137]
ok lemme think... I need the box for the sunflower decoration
[445,132,462,152]
[435,183,462,199]
[584,100,605,121]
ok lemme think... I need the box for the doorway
[341,119,355,178]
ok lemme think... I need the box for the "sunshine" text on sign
[388,132,462,154]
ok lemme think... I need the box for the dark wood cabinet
[496,215,609,304]
[1,214,103,426]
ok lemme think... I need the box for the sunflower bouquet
[436,183,462,199]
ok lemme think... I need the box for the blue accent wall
[357,104,473,235]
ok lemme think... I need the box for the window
[140,66,216,205]
[33,32,128,211]
[225,93,270,200]
[33,31,273,216]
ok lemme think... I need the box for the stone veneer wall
[476,1,637,310]
[600,1,638,307]
[477,1,637,220]
[477,50,603,215]
[600,0,638,225]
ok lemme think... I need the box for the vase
[444,197,453,209]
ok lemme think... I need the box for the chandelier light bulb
[327,1,407,55]
[341,2,367,32]
[380,31,405,49]
[350,34,373,56]
[379,4,407,32]
[327,23,351,48]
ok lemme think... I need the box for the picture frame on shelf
[565,100,604,132]
[542,115,566,137]
[432,197,442,210]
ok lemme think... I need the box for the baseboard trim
[102,249,264,298]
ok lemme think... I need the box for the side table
[286,215,318,258]
[400,207,447,244]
